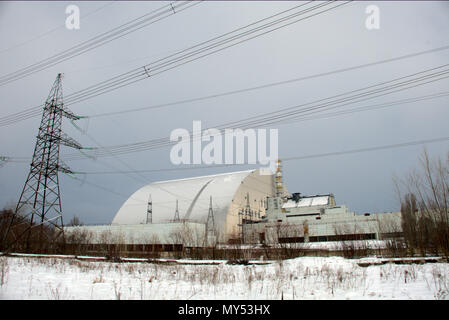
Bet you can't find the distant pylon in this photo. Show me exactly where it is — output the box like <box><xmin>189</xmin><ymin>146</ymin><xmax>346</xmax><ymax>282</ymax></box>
<box><xmin>173</xmin><ymin>199</ymin><xmax>180</xmax><ymax>222</ymax></box>
<box><xmin>206</xmin><ymin>197</ymin><xmax>215</xmax><ymax>232</ymax></box>
<box><xmin>205</xmin><ymin>196</ymin><xmax>216</xmax><ymax>246</ymax></box>
<box><xmin>146</xmin><ymin>194</ymin><xmax>152</xmax><ymax>224</ymax></box>
<box><xmin>239</xmin><ymin>192</ymin><xmax>252</xmax><ymax>244</ymax></box>
<box><xmin>2</xmin><ymin>73</ymin><xmax>82</xmax><ymax>252</ymax></box>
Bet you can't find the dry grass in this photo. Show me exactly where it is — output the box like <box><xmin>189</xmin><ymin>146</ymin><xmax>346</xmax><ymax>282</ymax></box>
<box><xmin>1</xmin><ymin>256</ymin><xmax>448</xmax><ymax>299</ymax></box>
<box><xmin>0</xmin><ymin>257</ymin><xmax>8</xmax><ymax>286</ymax></box>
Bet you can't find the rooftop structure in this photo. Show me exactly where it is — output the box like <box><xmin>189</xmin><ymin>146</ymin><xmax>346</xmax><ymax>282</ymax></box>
<box><xmin>111</xmin><ymin>169</ymin><xmax>286</xmax><ymax>242</ymax></box>
<box><xmin>244</xmin><ymin>192</ymin><xmax>402</xmax><ymax>244</ymax></box>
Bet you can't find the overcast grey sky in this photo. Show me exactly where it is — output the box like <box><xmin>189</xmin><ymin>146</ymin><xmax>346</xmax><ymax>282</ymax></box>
<box><xmin>0</xmin><ymin>1</ymin><xmax>448</xmax><ymax>224</ymax></box>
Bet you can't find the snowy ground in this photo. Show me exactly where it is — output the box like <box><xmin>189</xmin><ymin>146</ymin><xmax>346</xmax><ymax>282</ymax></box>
<box><xmin>0</xmin><ymin>255</ymin><xmax>448</xmax><ymax>300</ymax></box>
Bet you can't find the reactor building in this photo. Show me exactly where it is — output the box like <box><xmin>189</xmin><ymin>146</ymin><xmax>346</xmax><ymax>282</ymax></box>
<box><xmin>65</xmin><ymin>161</ymin><xmax>403</xmax><ymax>253</ymax></box>
<box><xmin>66</xmin><ymin>168</ymin><xmax>288</xmax><ymax>248</ymax></box>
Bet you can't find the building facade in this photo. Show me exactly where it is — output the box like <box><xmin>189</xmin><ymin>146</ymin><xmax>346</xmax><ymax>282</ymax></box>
<box><xmin>65</xmin><ymin>167</ymin><xmax>404</xmax><ymax>251</ymax></box>
<box><xmin>243</xmin><ymin>193</ymin><xmax>402</xmax><ymax>244</ymax></box>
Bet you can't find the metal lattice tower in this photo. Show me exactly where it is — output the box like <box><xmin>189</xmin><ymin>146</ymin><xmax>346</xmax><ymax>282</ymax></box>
<box><xmin>206</xmin><ymin>197</ymin><xmax>215</xmax><ymax>233</ymax></box>
<box><xmin>2</xmin><ymin>73</ymin><xmax>81</xmax><ymax>251</ymax></box>
<box><xmin>146</xmin><ymin>194</ymin><xmax>152</xmax><ymax>224</ymax></box>
<box><xmin>239</xmin><ymin>192</ymin><xmax>253</xmax><ymax>244</ymax></box>
<box><xmin>205</xmin><ymin>196</ymin><xmax>216</xmax><ymax>246</ymax></box>
<box><xmin>173</xmin><ymin>199</ymin><xmax>180</xmax><ymax>222</ymax></box>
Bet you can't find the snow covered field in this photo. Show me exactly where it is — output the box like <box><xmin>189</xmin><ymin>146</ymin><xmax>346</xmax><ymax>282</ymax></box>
<box><xmin>0</xmin><ymin>255</ymin><xmax>448</xmax><ymax>300</ymax></box>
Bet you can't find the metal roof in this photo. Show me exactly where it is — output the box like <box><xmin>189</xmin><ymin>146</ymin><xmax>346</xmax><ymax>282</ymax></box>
<box><xmin>112</xmin><ymin>170</ymin><xmax>258</xmax><ymax>230</ymax></box>
<box><xmin>282</xmin><ymin>195</ymin><xmax>331</xmax><ymax>209</ymax></box>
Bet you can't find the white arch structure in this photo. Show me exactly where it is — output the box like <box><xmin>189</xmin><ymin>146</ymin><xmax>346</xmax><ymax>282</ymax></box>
<box><xmin>112</xmin><ymin>169</ymin><xmax>282</xmax><ymax>241</ymax></box>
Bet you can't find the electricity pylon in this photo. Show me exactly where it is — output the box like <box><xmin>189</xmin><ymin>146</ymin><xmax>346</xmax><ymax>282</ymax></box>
<box><xmin>173</xmin><ymin>199</ymin><xmax>180</xmax><ymax>222</ymax></box>
<box><xmin>146</xmin><ymin>194</ymin><xmax>152</xmax><ymax>224</ymax></box>
<box><xmin>205</xmin><ymin>196</ymin><xmax>216</xmax><ymax>247</ymax></box>
<box><xmin>2</xmin><ymin>73</ymin><xmax>82</xmax><ymax>252</ymax></box>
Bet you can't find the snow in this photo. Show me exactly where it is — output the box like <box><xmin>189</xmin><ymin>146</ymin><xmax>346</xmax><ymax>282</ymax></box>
<box><xmin>1</xmin><ymin>254</ymin><xmax>448</xmax><ymax>300</ymax></box>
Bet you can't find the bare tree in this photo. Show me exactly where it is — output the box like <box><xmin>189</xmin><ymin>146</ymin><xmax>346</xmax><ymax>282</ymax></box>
<box><xmin>64</xmin><ymin>228</ymin><xmax>93</xmax><ymax>255</ymax></box>
<box><xmin>68</xmin><ymin>216</ymin><xmax>83</xmax><ymax>226</ymax></box>
<box><xmin>395</xmin><ymin>149</ymin><xmax>449</xmax><ymax>256</ymax></box>
<box><xmin>0</xmin><ymin>206</ymin><xmax>57</xmax><ymax>254</ymax></box>
<box><xmin>376</xmin><ymin>213</ymin><xmax>406</xmax><ymax>257</ymax></box>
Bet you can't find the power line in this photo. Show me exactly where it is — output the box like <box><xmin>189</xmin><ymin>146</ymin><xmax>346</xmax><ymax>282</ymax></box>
<box><xmin>79</xmin><ymin>131</ymin><xmax>151</xmax><ymax>185</ymax></box>
<box><xmin>282</xmin><ymin>136</ymin><xmax>449</xmax><ymax>162</ymax></box>
<box><xmin>57</xmin><ymin>135</ymin><xmax>449</xmax><ymax>174</ymax></box>
<box><xmin>1</xmin><ymin>39</ymin><xmax>448</xmax><ymax>128</ymax></box>
<box><xmin>64</xmin><ymin>172</ymin><xmax>148</xmax><ymax>206</ymax></box>
<box><xmin>61</xmin><ymin>1</ymin><xmax>349</xmax><ymax>106</ymax></box>
<box><xmin>36</xmin><ymin>133</ymin><xmax>445</xmax><ymax>219</ymax></box>
<box><xmin>4</xmin><ymin>2</ymin><xmax>447</xmax><ymax>203</ymax></box>
<box><xmin>0</xmin><ymin>1</ymin><xmax>350</xmax><ymax>128</ymax></box>
<box><xmin>61</xmin><ymin>1</ymin><xmax>319</xmax><ymax>102</ymax></box>
<box><xmin>0</xmin><ymin>1</ymin><xmax>117</xmax><ymax>55</ymax></box>
<box><xmin>80</xmin><ymin>128</ymin><xmax>199</xmax><ymax>202</ymax></box>
<box><xmin>281</xmin><ymin>91</ymin><xmax>449</xmax><ymax>125</ymax></box>
<box><xmin>214</xmin><ymin>65</ymin><xmax>449</xmax><ymax>130</ymax></box>
<box><xmin>3</xmin><ymin>4</ymin><xmax>350</xmax><ymax>208</ymax></box>
<box><xmin>0</xmin><ymin>1</ymin><xmax>200</xmax><ymax>87</ymax></box>
<box><xmin>85</xmin><ymin>44</ymin><xmax>449</xmax><ymax>119</ymax></box>
<box><xmin>4</xmin><ymin>88</ymin><xmax>448</xmax><ymax>165</ymax></box>
<box><xmin>76</xmin><ymin>164</ymin><xmax>256</xmax><ymax>175</ymax></box>
<box><xmin>56</xmin><ymin>64</ymin><xmax>449</xmax><ymax>160</ymax></box>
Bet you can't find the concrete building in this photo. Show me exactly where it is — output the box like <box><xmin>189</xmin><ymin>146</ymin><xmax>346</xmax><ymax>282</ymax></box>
<box><xmin>243</xmin><ymin>192</ymin><xmax>402</xmax><ymax>244</ymax></box>
<box><xmin>65</xmin><ymin>164</ymin><xmax>403</xmax><ymax>252</ymax></box>
<box><xmin>66</xmin><ymin>169</ymin><xmax>285</xmax><ymax>247</ymax></box>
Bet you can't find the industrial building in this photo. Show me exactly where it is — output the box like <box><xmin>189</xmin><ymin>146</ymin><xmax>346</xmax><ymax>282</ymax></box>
<box><xmin>66</xmin><ymin>169</ymin><xmax>286</xmax><ymax>250</ymax></box>
<box><xmin>243</xmin><ymin>193</ymin><xmax>402</xmax><ymax>245</ymax></box>
<box><xmin>233</xmin><ymin>159</ymin><xmax>401</xmax><ymax>245</ymax></box>
<box><xmin>65</xmin><ymin>161</ymin><xmax>403</xmax><ymax>253</ymax></box>
<box><xmin>111</xmin><ymin>169</ymin><xmax>285</xmax><ymax>242</ymax></box>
